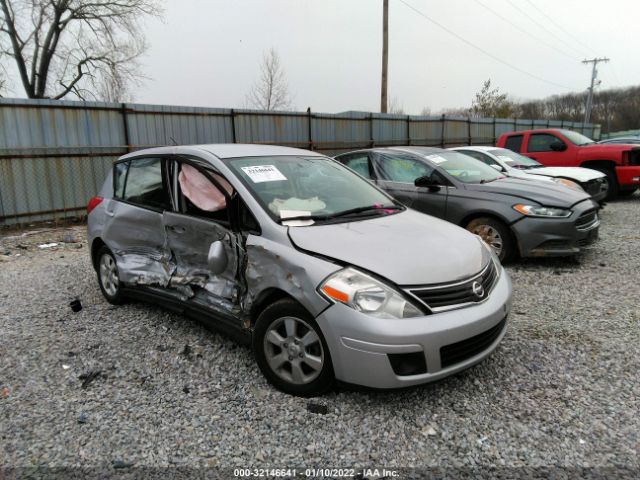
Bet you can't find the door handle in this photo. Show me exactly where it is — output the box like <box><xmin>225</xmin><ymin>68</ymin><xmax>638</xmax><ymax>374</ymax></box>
<box><xmin>105</xmin><ymin>210</ymin><xmax>115</xmax><ymax>217</ymax></box>
<box><xmin>167</xmin><ymin>225</ymin><xmax>186</xmax><ymax>234</ymax></box>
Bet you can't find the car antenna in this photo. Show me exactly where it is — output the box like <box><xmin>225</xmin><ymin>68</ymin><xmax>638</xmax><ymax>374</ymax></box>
<box><xmin>169</xmin><ymin>136</ymin><xmax>178</xmax><ymax>146</ymax></box>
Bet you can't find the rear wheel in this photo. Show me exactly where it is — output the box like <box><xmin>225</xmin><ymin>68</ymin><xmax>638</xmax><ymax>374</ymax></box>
<box><xmin>466</xmin><ymin>217</ymin><xmax>515</xmax><ymax>263</ymax></box>
<box><xmin>253</xmin><ymin>299</ymin><xmax>334</xmax><ymax>397</ymax></box>
<box><xmin>97</xmin><ymin>246</ymin><xmax>125</xmax><ymax>305</ymax></box>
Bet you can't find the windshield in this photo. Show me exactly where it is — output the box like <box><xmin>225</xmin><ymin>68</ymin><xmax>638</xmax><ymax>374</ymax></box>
<box><xmin>560</xmin><ymin>129</ymin><xmax>594</xmax><ymax>146</ymax></box>
<box><xmin>489</xmin><ymin>149</ymin><xmax>541</xmax><ymax>169</ymax></box>
<box><xmin>425</xmin><ymin>151</ymin><xmax>504</xmax><ymax>184</ymax></box>
<box><xmin>227</xmin><ymin>156</ymin><xmax>400</xmax><ymax>224</ymax></box>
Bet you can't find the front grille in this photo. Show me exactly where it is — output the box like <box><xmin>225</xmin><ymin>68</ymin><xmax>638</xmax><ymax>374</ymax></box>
<box><xmin>575</xmin><ymin>209</ymin><xmax>599</xmax><ymax>231</ymax></box>
<box><xmin>440</xmin><ymin>317</ymin><xmax>507</xmax><ymax>368</ymax></box>
<box><xmin>407</xmin><ymin>261</ymin><xmax>498</xmax><ymax>312</ymax></box>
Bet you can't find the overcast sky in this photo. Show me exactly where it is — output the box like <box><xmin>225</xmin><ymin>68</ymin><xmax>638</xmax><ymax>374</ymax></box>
<box><xmin>133</xmin><ymin>0</ymin><xmax>639</xmax><ymax>114</ymax></box>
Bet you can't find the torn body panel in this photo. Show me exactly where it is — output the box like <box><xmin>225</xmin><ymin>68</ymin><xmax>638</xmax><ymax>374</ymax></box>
<box><xmin>240</xmin><ymin>234</ymin><xmax>340</xmax><ymax>327</ymax></box>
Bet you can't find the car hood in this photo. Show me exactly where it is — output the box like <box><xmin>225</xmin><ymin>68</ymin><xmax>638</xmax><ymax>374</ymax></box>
<box><xmin>287</xmin><ymin>209</ymin><xmax>489</xmax><ymax>286</ymax></box>
<box><xmin>525</xmin><ymin>166</ymin><xmax>606</xmax><ymax>182</ymax></box>
<box><xmin>506</xmin><ymin>169</ymin><xmax>554</xmax><ymax>182</ymax></box>
<box><xmin>464</xmin><ymin>177</ymin><xmax>591</xmax><ymax>207</ymax></box>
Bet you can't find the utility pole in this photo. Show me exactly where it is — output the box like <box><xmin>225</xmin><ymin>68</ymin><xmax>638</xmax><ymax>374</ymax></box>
<box><xmin>582</xmin><ymin>57</ymin><xmax>609</xmax><ymax>124</ymax></box>
<box><xmin>381</xmin><ymin>0</ymin><xmax>388</xmax><ymax>113</ymax></box>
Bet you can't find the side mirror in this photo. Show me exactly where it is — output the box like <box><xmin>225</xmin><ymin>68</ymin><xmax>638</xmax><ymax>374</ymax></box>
<box><xmin>550</xmin><ymin>140</ymin><xmax>567</xmax><ymax>152</ymax></box>
<box><xmin>414</xmin><ymin>175</ymin><xmax>441</xmax><ymax>191</ymax></box>
<box><xmin>207</xmin><ymin>240</ymin><xmax>228</xmax><ymax>275</ymax></box>
<box><xmin>490</xmin><ymin>164</ymin><xmax>504</xmax><ymax>172</ymax></box>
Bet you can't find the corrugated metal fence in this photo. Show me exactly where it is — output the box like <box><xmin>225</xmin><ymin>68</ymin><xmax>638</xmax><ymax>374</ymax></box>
<box><xmin>0</xmin><ymin>98</ymin><xmax>600</xmax><ymax>226</ymax></box>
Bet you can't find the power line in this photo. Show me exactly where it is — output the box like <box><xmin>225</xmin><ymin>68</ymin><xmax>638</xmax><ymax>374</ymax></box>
<box><xmin>396</xmin><ymin>0</ymin><xmax>573</xmax><ymax>90</ymax></box>
<box><xmin>474</xmin><ymin>0</ymin><xmax>578</xmax><ymax>61</ymax></box>
<box><xmin>504</xmin><ymin>0</ymin><xmax>588</xmax><ymax>58</ymax></box>
<box><xmin>522</xmin><ymin>0</ymin><xmax>595</xmax><ymax>56</ymax></box>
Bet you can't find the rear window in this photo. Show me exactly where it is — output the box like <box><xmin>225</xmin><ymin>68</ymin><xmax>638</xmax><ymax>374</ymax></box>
<box><xmin>504</xmin><ymin>134</ymin><xmax>523</xmax><ymax>152</ymax></box>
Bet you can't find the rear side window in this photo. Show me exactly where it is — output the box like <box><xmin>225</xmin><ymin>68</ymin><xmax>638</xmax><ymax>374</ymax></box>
<box><xmin>113</xmin><ymin>161</ymin><xmax>129</xmax><ymax>198</ymax></box>
<box><xmin>504</xmin><ymin>135</ymin><xmax>523</xmax><ymax>152</ymax></box>
<box><xmin>123</xmin><ymin>158</ymin><xmax>171</xmax><ymax>211</ymax></box>
<box><xmin>458</xmin><ymin>150</ymin><xmax>493</xmax><ymax>165</ymax></box>
<box><xmin>341</xmin><ymin>154</ymin><xmax>373</xmax><ymax>179</ymax></box>
<box><xmin>528</xmin><ymin>133</ymin><xmax>560</xmax><ymax>152</ymax></box>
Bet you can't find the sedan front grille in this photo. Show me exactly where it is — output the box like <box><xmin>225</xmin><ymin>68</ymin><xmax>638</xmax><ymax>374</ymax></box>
<box><xmin>406</xmin><ymin>261</ymin><xmax>498</xmax><ymax>313</ymax></box>
<box><xmin>440</xmin><ymin>317</ymin><xmax>507</xmax><ymax>368</ymax></box>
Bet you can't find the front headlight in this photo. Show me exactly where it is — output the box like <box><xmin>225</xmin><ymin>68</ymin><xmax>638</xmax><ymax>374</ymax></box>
<box><xmin>319</xmin><ymin>267</ymin><xmax>423</xmax><ymax>319</ymax></box>
<box><xmin>551</xmin><ymin>178</ymin><xmax>583</xmax><ymax>191</ymax></box>
<box><xmin>513</xmin><ymin>204</ymin><xmax>572</xmax><ymax>218</ymax></box>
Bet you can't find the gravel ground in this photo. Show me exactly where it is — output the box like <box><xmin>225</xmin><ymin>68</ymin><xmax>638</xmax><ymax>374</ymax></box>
<box><xmin>0</xmin><ymin>195</ymin><xmax>639</xmax><ymax>477</ymax></box>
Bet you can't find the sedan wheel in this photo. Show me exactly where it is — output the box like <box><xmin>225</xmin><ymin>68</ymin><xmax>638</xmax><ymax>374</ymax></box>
<box><xmin>470</xmin><ymin>224</ymin><xmax>503</xmax><ymax>257</ymax></box>
<box><xmin>466</xmin><ymin>217</ymin><xmax>515</xmax><ymax>262</ymax></box>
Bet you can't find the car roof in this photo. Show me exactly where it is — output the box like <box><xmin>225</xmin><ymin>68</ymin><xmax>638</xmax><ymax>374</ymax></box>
<box><xmin>120</xmin><ymin>144</ymin><xmax>325</xmax><ymax>161</ymax></box>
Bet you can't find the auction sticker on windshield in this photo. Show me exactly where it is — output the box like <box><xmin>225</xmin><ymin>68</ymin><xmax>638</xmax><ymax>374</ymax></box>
<box><xmin>427</xmin><ymin>154</ymin><xmax>448</xmax><ymax>164</ymax></box>
<box><xmin>241</xmin><ymin>165</ymin><xmax>287</xmax><ymax>183</ymax></box>
<box><xmin>498</xmin><ymin>156</ymin><xmax>515</xmax><ymax>163</ymax></box>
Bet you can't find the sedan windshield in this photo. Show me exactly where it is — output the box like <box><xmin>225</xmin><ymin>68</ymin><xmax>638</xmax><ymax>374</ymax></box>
<box><xmin>560</xmin><ymin>129</ymin><xmax>594</xmax><ymax>146</ymax></box>
<box><xmin>227</xmin><ymin>156</ymin><xmax>400</xmax><ymax>224</ymax></box>
<box><xmin>488</xmin><ymin>149</ymin><xmax>542</xmax><ymax>169</ymax></box>
<box><xmin>425</xmin><ymin>151</ymin><xmax>504</xmax><ymax>184</ymax></box>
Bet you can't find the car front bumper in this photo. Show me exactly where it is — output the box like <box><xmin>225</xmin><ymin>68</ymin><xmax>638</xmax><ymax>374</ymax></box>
<box><xmin>314</xmin><ymin>268</ymin><xmax>512</xmax><ymax>389</ymax></box>
<box><xmin>512</xmin><ymin>200</ymin><xmax>600</xmax><ymax>257</ymax></box>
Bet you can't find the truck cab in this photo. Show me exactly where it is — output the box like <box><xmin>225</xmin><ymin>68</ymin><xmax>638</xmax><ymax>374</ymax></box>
<box><xmin>497</xmin><ymin>128</ymin><xmax>640</xmax><ymax>199</ymax></box>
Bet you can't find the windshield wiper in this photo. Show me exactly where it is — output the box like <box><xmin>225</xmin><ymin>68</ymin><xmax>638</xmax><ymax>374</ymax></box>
<box><xmin>278</xmin><ymin>204</ymin><xmax>403</xmax><ymax>224</ymax></box>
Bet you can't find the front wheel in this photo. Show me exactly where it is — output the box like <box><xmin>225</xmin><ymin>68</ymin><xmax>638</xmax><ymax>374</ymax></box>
<box><xmin>253</xmin><ymin>299</ymin><xmax>334</xmax><ymax>396</ymax></box>
<box><xmin>466</xmin><ymin>217</ymin><xmax>515</xmax><ymax>263</ymax></box>
<box><xmin>592</xmin><ymin>167</ymin><xmax>618</xmax><ymax>200</ymax></box>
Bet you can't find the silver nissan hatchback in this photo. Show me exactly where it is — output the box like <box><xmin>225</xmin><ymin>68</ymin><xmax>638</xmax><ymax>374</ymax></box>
<box><xmin>87</xmin><ymin>144</ymin><xmax>512</xmax><ymax>396</ymax></box>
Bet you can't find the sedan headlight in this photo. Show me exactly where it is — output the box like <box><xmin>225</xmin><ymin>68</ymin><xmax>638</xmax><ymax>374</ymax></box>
<box><xmin>513</xmin><ymin>204</ymin><xmax>572</xmax><ymax>218</ymax></box>
<box><xmin>319</xmin><ymin>267</ymin><xmax>423</xmax><ymax>318</ymax></box>
<box><xmin>551</xmin><ymin>178</ymin><xmax>583</xmax><ymax>191</ymax></box>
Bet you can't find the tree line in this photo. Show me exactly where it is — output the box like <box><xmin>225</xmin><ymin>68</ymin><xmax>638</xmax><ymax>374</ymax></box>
<box><xmin>446</xmin><ymin>79</ymin><xmax>640</xmax><ymax>134</ymax></box>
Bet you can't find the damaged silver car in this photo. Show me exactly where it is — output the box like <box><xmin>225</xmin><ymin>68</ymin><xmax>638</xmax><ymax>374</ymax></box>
<box><xmin>87</xmin><ymin>144</ymin><xmax>513</xmax><ymax>396</ymax></box>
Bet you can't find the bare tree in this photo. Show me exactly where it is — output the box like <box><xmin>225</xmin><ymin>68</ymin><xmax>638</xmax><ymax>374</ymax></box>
<box><xmin>0</xmin><ymin>0</ymin><xmax>161</xmax><ymax>100</ymax></box>
<box><xmin>471</xmin><ymin>79</ymin><xmax>514</xmax><ymax>118</ymax></box>
<box><xmin>246</xmin><ymin>48</ymin><xmax>292</xmax><ymax>111</ymax></box>
<box><xmin>387</xmin><ymin>96</ymin><xmax>405</xmax><ymax>115</ymax></box>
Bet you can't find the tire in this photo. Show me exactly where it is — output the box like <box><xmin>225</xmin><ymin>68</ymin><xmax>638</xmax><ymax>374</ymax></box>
<box><xmin>253</xmin><ymin>298</ymin><xmax>334</xmax><ymax>397</ymax></box>
<box><xmin>96</xmin><ymin>246</ymin><xmax>126</xmax><ymax>305</ymax></box>
<box><xmin>618</xmin><ymin>187</ymin><xmax>638</xmax><ymax>197</ymax></box>
<box><xmin>592</xmin><ymin>167</ymin><xmax>618</xmax><ymax>200</ymax></box>
<box><xmin>466</xmin><ymin>217</ymin><xmax>516</xmax><ymax>263</ymax></box>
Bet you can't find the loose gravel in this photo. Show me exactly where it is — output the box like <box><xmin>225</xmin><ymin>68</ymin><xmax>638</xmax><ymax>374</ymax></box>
<box><xmin>1</xmin><ymin>195</ymin><xmax>639</xmax><ymax>475</ymax></box>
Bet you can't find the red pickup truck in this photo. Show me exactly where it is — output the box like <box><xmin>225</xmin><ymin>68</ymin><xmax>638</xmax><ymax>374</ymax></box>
<box><xmin>496</xmin><ymin>129</ymin><xmax>640</xmax><ymax>199</ymax></box>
